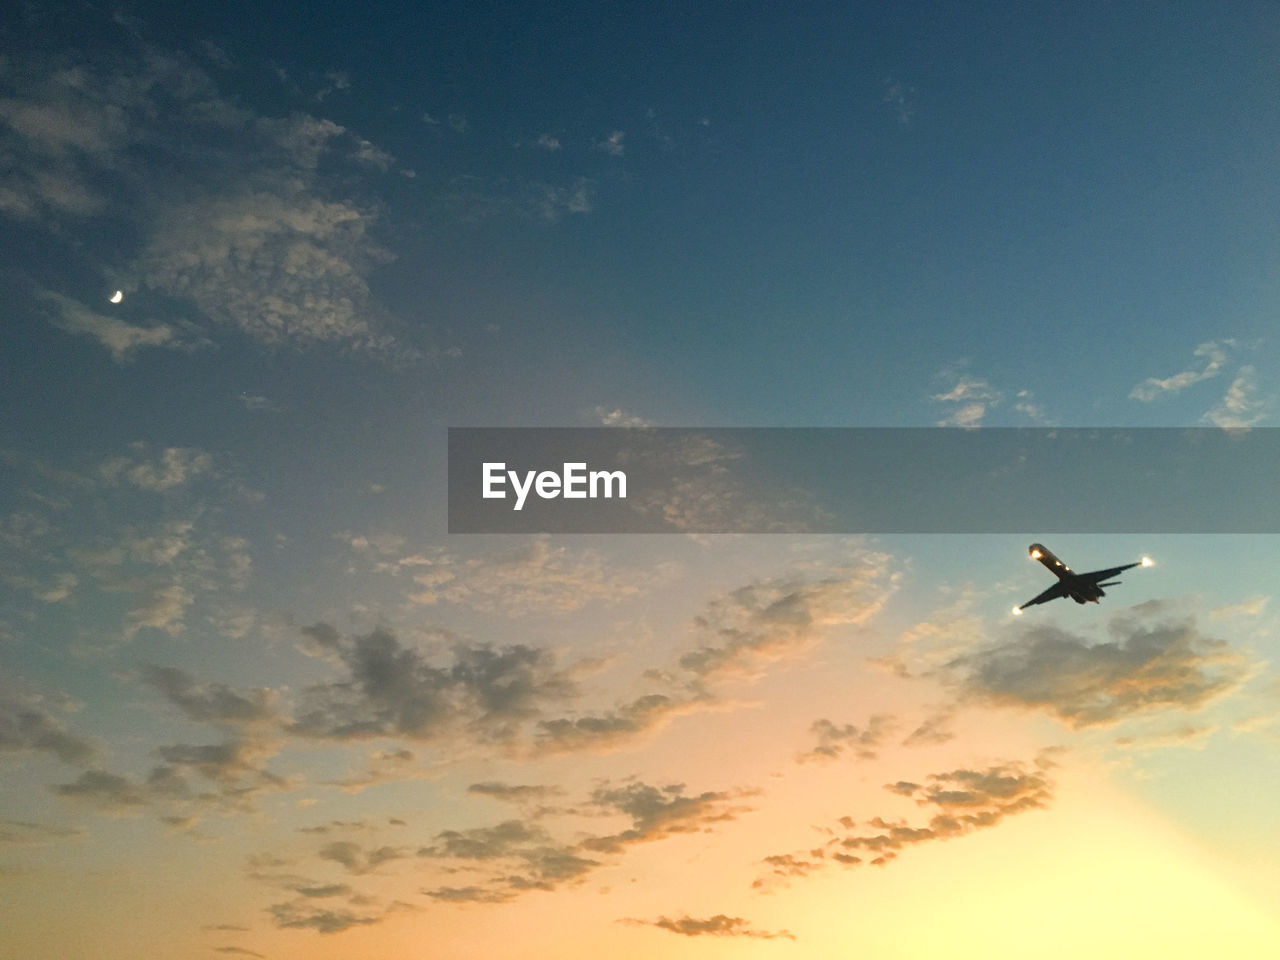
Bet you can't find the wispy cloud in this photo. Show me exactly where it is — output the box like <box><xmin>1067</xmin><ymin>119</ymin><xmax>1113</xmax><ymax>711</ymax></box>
<box><xmin>624</xmin><ymin>914</ymin><xmax>795</xmax><ymax>940</ymax></box>
<box><xmin>595</xmin><ymin>130</ymin><xmax>625</xmax><ymax>156</ymax></box>
<box><xmin>99</xmin><ymin>443</ymin><xmax>212</xmax><ymax>492</ymax></box>
<box><xmin>39</xmin><ymin>291</ymin><xmax>180</xmax><ymax>361</ymax></box>
<box><xmin>1129</xmin><ymin>341</ymin><xmax>1228</xmax><ymax>402</ymax></box>
<box><xmin>882</xmin><ymin>78</ymin><xmax>914</xmax><ymax>126</ymax></box>
<box><xmin>932</xmin><ymin>376</ymin><xmax>1002</xmax><ymax>427</ymax></box>
<box><xmin>404</xmin><ymin>539</ymin><xmax>652</xmax><ymax>615</ymax></box>
<box><xmin>594</xmin><ymin>406</ymin><xmax>655</xmax><ymax>427</ymax></box>
<box><xmin>2</xmin><ymin>48</ymin><xmax>409</xmax><ymax>356</ymax></box>
<box><xmin>757</xmin><ymin>754</ymin><xmax>1056</xmax><ymax>885</ymax></box>
<box><xmin>797</xmin><ymin>715</ymin><xmax>897</xmax><ymax>763</ymax></box>
<box><xmin>0</xmin><ymin>672</ymin><xmax>96</xmax><ymax>765</ymax></box>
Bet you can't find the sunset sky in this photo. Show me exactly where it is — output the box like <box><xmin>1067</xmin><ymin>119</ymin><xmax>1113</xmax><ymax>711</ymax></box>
<box><xmin>3</xmin><ymin>2</ymin><xmax>1280</xmax><ymax>958</ymax></box>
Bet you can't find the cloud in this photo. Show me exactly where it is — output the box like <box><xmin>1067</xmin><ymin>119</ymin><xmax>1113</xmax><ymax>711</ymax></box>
<box><xmin>267</xmin><ymin>901</ymin><xmax>383</xmax><ymax>934</ymax></box>
<box><xmin>678</xmin><ymin>560</ymin><xmax>893</xmax><ymax>681</ymax></box>
<box><xmin>413</xmin><ymin>779</ymin><xmax>747</xmax><ymax>905</ymax></box>
<box><xmin>2</xmin><ymin>48</ymin><xmax>406</xmax><ymax>356</ymax></box>
<box><xmin>137</xmin><ymin>186</ymin><xmax>394</xmax><ymax>350</ymax></box>
<box><xmin>951</xmin><ymin>612</ymin><xmax>1249</xmax><ymax>728</ymax></box>
<box><xmin>99</xmin><ymin>443</ymin><xmax>212</xmax><ymax>491</ymax></box>
<box><xmin>798</xmin><ymin>715</ymin><xmax>897</xmax><ymax>763</ymax></box>
<box><xmin>882</xmin><ymin>78</ymin><xmax>914</xmax><ymax>126</ymax></box>
<box><xmin>0</xmin><ymin>672</ymin><xmax>95</xmax><ymax>765</ymax></box>
<box><xmin>534</xmin><ymin>133</ymin><xmax>561</xmax><ymax>151</ymax></box>
<box><xmin>535</xmin><ymin>693</ymin><xmax>702</xmax><ymax>754</ymax></box>
<box><xmin>0</xmin><ymin>63</ymin><xmax>132</xmax><ymax>219</ymax></box>
<box><xmin>443</xmin><ymin>175</ymin><xmax>594</xmax><ymax>223</ymax></box>
<box><xmin>418</xmin><ymin>819</ymin><xmax>599</xmax><ymax>898</ymax></box>
<box><xmin>467</xmin><ymin>781</ymin><xmax>562</xmax><ymax>803</ymax></box>
<box><xmin>1130</xmin><ymin>341</ymin><xmax>1228</xmax><ymax>402</ymax></box>
<box><xmin>290</xmin><ymin>625</ymin><xmax>576</xmax><ymax>743</ymax></box>
<box><xmin>1202</xmin><ymin>365</ymin><xmax>1266</xmax><ymax>429</ymax></box>
<box><xmin>405</xmin><ymin>539</ymin><xmax>648</xmax><ymax>615</ymax></box>
<box><xmin>582</xmin><ymin>781</ymin><xmax>753</xmax><ymax>854</ymax></box>
<box><xmin>318</xmin><ymin>840</ymin><xmax>408</xmax><ymax>874</ymax></box>
<box><xmin>0</xmin><ymin>819</ymin><xmax>87</xmax><ymax>844</ymax></box>
<box><xmin>53</xmin><ymin>767</ymin><xmax>183</xmax><ymax>814</ymax></box>
<box><xmin>594</xmin><ymin>406</ymin><xmax>655</xmax><ymax>428</ymax></box>
<box><xmin>596</xmin><ymin>130</ymin><xmax>625</xmax><ymax>156</ymax></box>
<box><xmin>1210</xmin><ymin>596</ymin><xmax>1268</xmax><ymax>619</ymax></box>
<box><xmin>213</xmin><ymin>948</ymin><xmax>265</xmax><ymax>958</ymax></box>
<box><xmin>422</xmin><ymin>885</ymin><xmax>514</xmax><ymax>903</ymax></box>
<box><xmin>932</xmin><ymin>376</ymin><xmax>1002</xmax><ymax>427</ymax></box>
<box><xmin>625</xmin><ymin>914</ymin><xmax>795</xmax><ymax>940</ymax></box>
<box><xmin>757</xmin><ymin>754</ymin><xmax>1055</xmax><ymax>885</ymax></box>
<box><xmin>902</xmin><ymin>708</ymin><xmax>956</xmax><ymax>747</ymax></box>
<box><xmin>126</xmin><ymin>583</ymin><xmax>193</xmax><ymax>636</ymax></box>
<box><xmin>39</xmin><ymin>291</ymin><xmax>179</xmax><ymax>361</ymax></box>
<box><xmin>139</xmin><ymin>665</ymin><xmax>277</xmax><ymax>725</ymax></box>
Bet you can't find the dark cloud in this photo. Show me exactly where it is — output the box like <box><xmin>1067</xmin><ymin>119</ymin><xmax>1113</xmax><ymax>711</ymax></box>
<box><xmin>214</xmin><ymin>949</ymin><xmax>265</xmax><ymax>958</ymax></box>
<box><xmin>798</xmin><ymin>714</ymin><xmax>897</xmax><ymax>763</ymax></box>
<box><xmin>0</xmin><ymin>672</ymin><xmax>96</xmax><ymax>765</ymax></box>
<box><xmin>583</xmin><ymin>781</ymin><xmax>752</xmax><ymax>854</ymax></box>
<box><xmin>418</xmin><ymin>818</ymin><xmax>598</xmax><ymax>896</ymax></box>
<box><xmin>0</xmin><ymin>819</ymin><xmax>87</xmax><ymax>844</ymax></box>
<box><xmin>53</xmin><ymin>766</ymin><xmax>187</xmax><ymax>813</ymax></box>
<box><xmin>757</xmin><ymin>755</ymin><xmax>1055</xmax><ymax>886</ymax></box>
<box><xmin>139</xmin><ymin>665</ymin><xmax>277</xmax><ymax>725</ymax></box>
<box><xmin>467</xmin><ymin>781</ymin><xmax>561</xmax><ymax>803</ymax></box>
<box><xmin>902</xmin><ymin>708</ymin><xmax>956</xmax><ymax>747</ymax></box>
<box><xmin>953</xmin><ymin>614</ymin><xmax>1247</xmax><ymax>728</ymax></box>
<box><xmin>535</xmin><ymin>693</ymin><xmax>697</xmax><ymax>753</ymax></box>
<box><xmin>422</xmin><ymin>885</ymin><xmax>513</xmax><ymax>904</ymax></box>
<box><xmin>423</xmin><ymin>819</ymin><xmax>547</xmax><ymax>860</ymax></box>
<box><xmin>290</xmin><ymin>625</ymin><xmax>575</xmax><ymax>743</ymax></box>
<box><xmin>626</xmin><ymin>914</ymin><xmax>795</xmax><ymax>940</ymax></box>
<box><xmin>267</xmin><ymin>901</ymin><xmax>382</xmax><ymax>934</ymax></box>
<box><xmin>317</xmin><ymin>841</ymin><xmax>407</xmax><ymax>875</ymax></box>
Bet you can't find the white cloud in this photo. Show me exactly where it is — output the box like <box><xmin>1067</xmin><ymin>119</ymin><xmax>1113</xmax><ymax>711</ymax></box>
<box><xmin>40</xmin><ymin>291</ymin><xmax>177</xmax><ymax>361</ymax></box>
<box><xmin>932</xmin><ymin>376</ymin><xmax>1002</xmax><ymax>427</ymax></box>
<box><xmin>594</xmin><ymin>406</ymin><xmax>655</xmax><ymax>427</ymax></box>
<box><xmin>1129</xmin><ymin>341</ymin><xmax>1228</xmax><ymax>402</ymax></box>
<box><xmin>138</xmin><ymin>188</ymin><xmax>392</xmax><ymax>348</ymax></box>
<box><xmin>1202</xmin><ymin>365</ymin><xmax>1266</xmax><ymax>429</ymax></box>
<box><xmin>406</xmin><ymin>540</ymin><xmax>650</xmax><ymax>615</ymax></box>
<box><xmin>3</xmin><ymin>52</ymin><xmax>406</xmax><ymax>356</ymax></box>
<box><xmin>596</xmin><ymin>130</ymin><xmax>625</xmax><ymax>156</ymax></box>
<box><xmin>100</xmin><ymin>444</ymin><xmax>212</xmax><ymax>491</ymax></box>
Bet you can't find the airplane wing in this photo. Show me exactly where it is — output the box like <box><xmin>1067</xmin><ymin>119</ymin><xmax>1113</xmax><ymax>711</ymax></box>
<box><xmin>1018</xmin><ymin>581</ymin><xmax>1069</xmax><ymax>609</ymax></box>
<box><xmin>1078</xmin><ymin>561</ymin><xmax>1141</xmax><ymax>584</ymax></box>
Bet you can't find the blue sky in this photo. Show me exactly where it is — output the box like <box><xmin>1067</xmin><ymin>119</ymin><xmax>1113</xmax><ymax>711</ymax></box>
<box><xmin>3</xmin><ymin>3</ymin><xmax>1280</xmax><ymax>957</ymax></box>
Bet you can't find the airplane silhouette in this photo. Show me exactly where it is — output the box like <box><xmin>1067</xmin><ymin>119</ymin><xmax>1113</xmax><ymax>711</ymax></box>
<box><xmin>1012</xmin><ymin>543</ymin><xmax>1151</xmax><ymax>614</ymax></box>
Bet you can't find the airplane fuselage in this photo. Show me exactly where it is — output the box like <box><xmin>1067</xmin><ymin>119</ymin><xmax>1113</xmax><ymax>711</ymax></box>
<box><xmin>1028</xmin><ymin>543</ymin><xmax>1104</xmax><ymax>603</ymax></box>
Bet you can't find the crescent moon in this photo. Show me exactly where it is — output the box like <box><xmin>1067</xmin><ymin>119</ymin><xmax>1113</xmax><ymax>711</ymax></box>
<box><xmin>109</xmin><ymin>290</ymin><xmax>124</xmax><ymax>304</ymax></box>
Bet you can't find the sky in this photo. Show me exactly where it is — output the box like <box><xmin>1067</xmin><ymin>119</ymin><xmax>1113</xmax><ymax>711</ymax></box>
<box><xmin>2</xmin><ymin>1</ymin><xmax>1280</xmax><ymax>957</ymax></box>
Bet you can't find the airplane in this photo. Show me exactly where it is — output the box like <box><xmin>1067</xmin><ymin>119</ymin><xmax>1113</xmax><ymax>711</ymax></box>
<box><xmin>1012</xmin><ymin>543</ymin><xmax>1152</xmax><ymax>614</ymax></box>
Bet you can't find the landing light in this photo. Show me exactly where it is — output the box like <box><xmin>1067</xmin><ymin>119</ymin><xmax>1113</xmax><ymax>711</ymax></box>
<box><xmin>1141</xmin><ymin>556</ymin><xmax>1154</xmax><ymax>567</ymax></box>
<box><xmin>1030</xmin><ymin>549</ymin><xmax>1041</xmax><ymax>559</ymax></box>
<box><xmin>1011</xmin><ymin>606</ymin><xmax>1022</xmax><ymax>616</ymax></box>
